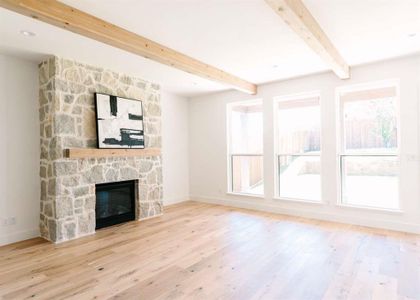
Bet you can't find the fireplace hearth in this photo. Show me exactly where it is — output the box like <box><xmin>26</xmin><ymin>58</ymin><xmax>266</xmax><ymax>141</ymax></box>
<box><xmin>95</xmin><ymin>180</ymin><xmax>136</xmax><ymax>229</ymax></box>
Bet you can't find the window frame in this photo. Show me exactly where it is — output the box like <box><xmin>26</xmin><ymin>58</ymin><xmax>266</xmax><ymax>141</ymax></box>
<box><xmin>273</xmin><ymin>91</ymin><xmax>322</xmax><ymax>203</ymax></box>
<box><xmin>226</xmin><ymin>99</ymin><xmax>264</xmax><ymax>197</ymax></box>
<box><xmin>335</xmin><ymin>79</ymin><xmax>402</xmax><ymax>211</ymax></box>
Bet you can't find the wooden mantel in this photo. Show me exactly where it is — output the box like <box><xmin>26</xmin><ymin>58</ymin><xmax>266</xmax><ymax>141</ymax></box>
<box><xmin>65</xmin><ymin>148</ymin><xmax>161</xmax><ymax>159</ymax></box>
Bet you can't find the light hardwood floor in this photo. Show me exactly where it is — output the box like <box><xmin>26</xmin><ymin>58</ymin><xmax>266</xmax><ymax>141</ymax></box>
<box><xmin>1</xmin><ymin>201</ymin><xmax>419</xmax><ymax>300</ymax></box>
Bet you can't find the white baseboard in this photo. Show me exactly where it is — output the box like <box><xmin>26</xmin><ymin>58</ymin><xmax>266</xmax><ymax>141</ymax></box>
<box><xmin>191</xmin><ymin>195</ymin><xmax>420</xmax><ymax>234</ymax></box>
<box><xmin>163</xmin><ymin>196</ymin><xmax>189</xmax><ymax>206</ymax></box>
<box><xmin>0</xmin><ymin>228</ymin><xmax>39</xmax><ymax>246</ymax></box>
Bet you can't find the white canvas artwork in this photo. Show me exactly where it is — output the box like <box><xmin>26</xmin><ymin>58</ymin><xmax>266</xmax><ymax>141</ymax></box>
<box><xmin>95</xmin><ymin>93</ymin><xmax>145</xmax><ymax>149</ymax></box>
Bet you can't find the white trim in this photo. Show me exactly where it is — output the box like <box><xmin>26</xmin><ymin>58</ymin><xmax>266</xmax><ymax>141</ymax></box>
<box><xmin>337</xmin><ymin>203</ymin><xmax>403</xmax><ymax>214</ymax></box>
<box><xmin>191</xmin><ymin>196</ymin><xmax>420</xmax><ymax>234</ymax></box>
<box><xmin>272</xmin><ymin>197</ymin><xmax>324</xmax><ymax>205</ymax></box>
<box><xmin>226</xmin><ymin>192</ymin><xmax>264</xmax><ymax>199</ymax></box>
<box><xmin>0</xmin><ymin>228</ymin><xmax>39</xmax><ymax>246</ymax></box>
<box><xmin>163</xmin><ymin>197</ymin><xmax>190</xmax><ymax>206</ymax></box>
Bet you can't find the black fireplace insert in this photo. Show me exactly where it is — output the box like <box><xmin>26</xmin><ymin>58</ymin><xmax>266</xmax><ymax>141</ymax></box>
<box><xmin>95</xmin><ymin>180</ymin><xmax>135</xmax><ymax>229</ymax></box>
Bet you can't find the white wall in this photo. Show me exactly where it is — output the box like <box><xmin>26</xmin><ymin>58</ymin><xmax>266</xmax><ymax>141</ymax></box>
<box><xmin>0</xmin><ymin>55</ymin><xmax>40</xmax><ymax>245</ymax></box>
<box><xmin>189</xmin><ymin>55</ymin><xmax>420</xmax><ymax>233</ymax></box>
<box><xmin>161</xmin><ymin>91</ymin><xmax>190</xmax><ymax>205</ymax></box>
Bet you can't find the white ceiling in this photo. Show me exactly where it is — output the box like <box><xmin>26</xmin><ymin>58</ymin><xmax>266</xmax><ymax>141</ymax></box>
<box><xmin>0</xmin><ymin>0</ymin><xmax>419</xmax><ymax>97</ymax></box>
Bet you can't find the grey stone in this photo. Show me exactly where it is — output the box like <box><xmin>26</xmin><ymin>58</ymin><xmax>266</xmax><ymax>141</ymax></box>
<box><xmin>73</xmin><ymin>186</ymin><xmax>89</xmax><ymax>198</ymax></box>
<box><xmin>135</xmin><ymin>81</ymin><xmax>146</xmax><ymax>89</ymax></box>
<box><xmin>78</xmin><ymin>212</ymin><xmax>95</xmax><ymax>235</ymax></box>
<box><xmin>64</xmin><ymin>222</ymin><xmax>76</xmax><ymax>239</ymax></box>
<box><xmin>97</xmin><ymin>158</ymin><xmax>106</xmax><ymax>164</ymax></box>
<box><xmin>145</xmin><ymin>122</ymin><xmax>160</xmax><ymax>135</ymax></box>
<box><xmin>40</xmin><ymin>90</ymin><xmax>48</xmax><ymax>106</ymax></box>
<box><xmin>93</xmin><ymin>72</ymin><xmax>102</xmax><ymax>82</ymax></box>
<box><xmin>62</xmin><ymin>176</ymin><xmax>79</xmax><ymax>187</ymax></box>
<box><xmin>157</xmin><ymin>167</ymin><xmax>163</xmax><ymax>183</ymax></box>
<box><xmin>120</xmin><ymin>167</ymin><xmax>138</xmax><ymax>179</ymax></box>
<box><xmin>56</xmin><ymin>197</ymin><xmax>73</xmax><ymax>219</ymax></box>
<box><xmin>138</xmin><ymin>184</ymin><xmax>148</xmax><ymax>201</ymax></box>
<box><xmin>83</xmin><ymin>165</ymin><xmax>104</xmax><ymax>183</ymax></box>
<box><xmin>119</xmin><ymin>75</ymin><xmax>132</xmax><ymax>85</ymax></box>
<box><xmin>54</xmin><ymin>161</ymin><xmax>78</xmax><ymax>176</ymax></box>
<box><xmin>139</xmin><ymin>202</ymin><xmax>158</xmax><ymax>219</ymax></box>
<box><xmin>39</xmin><ymin>107</ymin><xmax>46</xmax><ymax>122</ymax></box>
<box><xmin>61</xmin><ymin>58</ymin><xmax>74</xmax><ymax>70</ymax></box>
<box><xmin>86</xmin><ymin>139</ymin><xmax>97</xmax><ymax>148</ymax></box>
<box><xmin>55</xmin><ymin>114</ymin><xmax>75</xmax><ymax>134</ymax></box>
<box><xmin>105</xmin><ymin>169</ymin><xmax>119</xmax><ymax>182</ymax></box>
<box><xmin>63</xmin><ymin>137</ymin><xmax>83</xmax><ymax>148</ymax></box>
<box><xmin>153</xmin><ymin>201</ymin><xmax>163</xmax><ymax>216</ymax></box>
<box><xmin>64</xmin><ymin>95</ymin><xmax>74</xmax><ymax>104</ymax></box>
<box><xmin>47</xmin><ymin>219</ymin><xmax>58</xmax><ymax>241</ymax></box>
<box><xmin>45</xmin><ymin>125</ymin><xmax>52</xmax><ymax>138</ymax></box>
<box><xmin>83</xmin><ymin>108</ymin><xmax>96</xmax><ymax>138</ymax></box>
<box><xmin>85</xmin><ymin>196</ymin><xmax>95</xmax><ymax>210</ymax></box>
<box><xmin>48</xmin><ymin>178</ymin><xmax>56</xmax><ymax>196</ymax></box>
<box><xmin>84</xmin><ymin>64</ymin><xmax>103</xmax><ymax>73</ymax></box>
<box><xmin>41</xmin><ymin>180</ymin><xmax>47</xmax><ymax>201</ymax></box>
<box><xmin>147</xmin><ymin>170</ymin><xmax>157</xmax><ymax>184</ymax></box>
<box><xmin>63</xmin><ymin>68</ymin><xmax>81</xmax><ymax>83</ymax></box>
<box><xmin>49</xmin><ymin>137</ymin><xmax>61</xmax><ymax>160</ymax></box>
<box><xmin>40</xmin><ymin>146</ymin><xmax>48</xmax><ymax>160</ymax></box>
<box><xmin>44</xmin><ymin>202</ymin><xmax>53</xmax><ymax>217</ymax></box>
<box><xmin>72</xmin><ymin>106</ymin><xmax>82</xmax><ymax>115</ymax></box>
<box><xmin>39</xmin><ymin>64</ymin><xmax>49</xmax><ymax>84</ymax></box>
<box><xmin>139</xmin><ymin>161</ymin><xmax>153</xmax><ymax>173</ymax></box>
<box><xmin>40</xmin><ymin>166</ymin><xmax>47</xmax><ymax>178</ymax></box>
<box><xmin>74</xmin><ymin>198</ymin><xmax>84</xmax><ymax>208</ymax></box>
<box><xmin>76</xmin><ymin>94</ymin><xmax>93</xmax><ymax>106</ymax></box>
<box><xmin>83</xmin><ymin>76</ymin><xmax>93</xmax><ymax>86</ymax></box>
<box><xmin>68</xmin><ymin>82</ymin><xmax>86</xmax><ymax>94</ymax></box>
<box><xmin>55</xmin><ymin>78</ymin><xmax>68</xmax><ymax>92</ymax></box>
<box><xmin>148</xmin><ymin>186</ymin><xmax>160</xmax><ymax>201</ymax></box>
<box><xmin>96</xmin><ymin>84</ymin><xmax>113</xmax><ymax>95</ymax></box>
<box><xmin>48</xmin><ymin>165</ymin><xmax>53</xmax><ymax>177</ymax></box>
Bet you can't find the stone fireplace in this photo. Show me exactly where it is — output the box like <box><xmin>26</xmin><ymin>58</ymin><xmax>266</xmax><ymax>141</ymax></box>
<box><xmin>39</xmin><ymin>56</ymin><xmax>163</xmax><ymax>243</ymax></box>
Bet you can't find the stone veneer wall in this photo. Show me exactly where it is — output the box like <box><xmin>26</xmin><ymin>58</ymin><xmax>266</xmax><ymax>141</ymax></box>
<box><xmin>39</xmin><ymin>56</ymin><xmax>163</xmax><ymax>243</ymax></box>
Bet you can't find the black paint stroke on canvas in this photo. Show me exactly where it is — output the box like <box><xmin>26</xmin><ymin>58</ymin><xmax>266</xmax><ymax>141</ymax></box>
<box><xmin>95</xmin><ymin>93</ymin><xmax>145</xmax><ymax>149</ymax></box>
<box><xmin>103</xmin><ymin>128</ymin><xmax>144</xmax><ymax>147</ymax></box>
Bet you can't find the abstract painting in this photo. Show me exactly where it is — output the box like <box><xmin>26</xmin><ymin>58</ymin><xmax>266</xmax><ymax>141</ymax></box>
<box><xmin>95</xmin><ymin>93</ymin><xmax>145</xmax><ymax>149</ymax></box>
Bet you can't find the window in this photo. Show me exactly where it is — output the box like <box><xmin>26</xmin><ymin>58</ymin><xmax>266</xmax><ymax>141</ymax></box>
<box><xmin>227</xmin><ymin>100</ymin><xmax>263</xmax><ymax>196</ymax></box>
<box><xmin>274</xmin><ymin>93</ymin><xmax>321</xmax><ymax>202</ymax></box>
<box><xmin>337</xmin><ymin>81</ymin><xmax>399</xmax><ymax>210</ymax></box>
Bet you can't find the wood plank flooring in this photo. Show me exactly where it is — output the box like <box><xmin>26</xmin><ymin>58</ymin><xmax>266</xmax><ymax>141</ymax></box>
<box><xmin>1</xmin><ymin>201</ymin><xmax>420</xmax><ymax>300</ymax></box>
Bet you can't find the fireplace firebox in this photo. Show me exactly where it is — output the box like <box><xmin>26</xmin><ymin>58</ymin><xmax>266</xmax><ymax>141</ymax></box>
<box><xmin>95</xmin><ymin>180</ymin><xmax>136</xmax><ymax>229</ymax></box>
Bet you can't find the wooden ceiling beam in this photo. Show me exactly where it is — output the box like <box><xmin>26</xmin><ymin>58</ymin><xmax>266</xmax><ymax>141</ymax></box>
<box><xmin>0</xmin><ymin>0</ymin><xmax>257</xmax><ymax>94</ymax></box>
<box><xmin>265</xmin><ymin>0</ymin><xmax>350</xmax><ymax>79</ymax></box>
